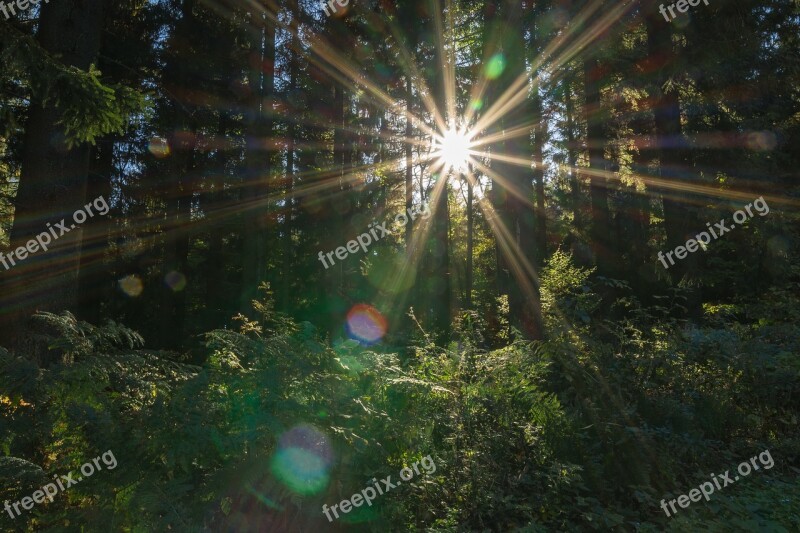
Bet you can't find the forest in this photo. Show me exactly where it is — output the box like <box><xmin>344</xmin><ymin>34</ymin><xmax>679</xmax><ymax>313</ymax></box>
<box><xmin>1</xmin><ymin>0</ymin><xmax>799</xmax><ymax>530</ymax></box>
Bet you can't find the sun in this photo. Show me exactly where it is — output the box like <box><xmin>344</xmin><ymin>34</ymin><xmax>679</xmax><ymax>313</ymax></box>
<box><xmin>435</xmin><ymin>128</ymin><xmax>472</xmax><ymax>171</ymax></box>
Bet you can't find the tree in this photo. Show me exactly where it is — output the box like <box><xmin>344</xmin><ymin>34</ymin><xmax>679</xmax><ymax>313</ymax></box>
<box><xmin>2</xmin><ymin>0</ymin><xmax>108</xmax><ymax>354</ymax></box>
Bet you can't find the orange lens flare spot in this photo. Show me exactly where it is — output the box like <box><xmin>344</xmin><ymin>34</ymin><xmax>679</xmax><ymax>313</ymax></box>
<box><xmin>118</xmin><ymin>275</ymin><xmax>144</xmax><ymax>297</ymax></box>
<box><xmin>346</xmin><ymin>304</ymin><xmax>388</xmax><ymax>345</ymax></box>
<box><xmin>148</xmin><ymin>137</ymin><xmax>171</xmax><ymax>158</ymax></box>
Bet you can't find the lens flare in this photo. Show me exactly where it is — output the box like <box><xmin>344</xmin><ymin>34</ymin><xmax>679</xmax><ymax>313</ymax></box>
<box><xmin>346</xmin><ymin>304</ymin><xmax>388</xmax><ymax>345</ymax></box>
<box><xmin>164</xmin><ymin>271</ymin><xmax>187</xmax><ymax>292</ymax></box>
<box><xmin>270</xmin><ymin>424</ymin><xmax>333</xmax><ymax>496</ymax></box>
<box><xmin>118</xmin><ymin>275</ymin><xmax>143</xmax><ymax>297</ymax></box>
<box><xmin>746</xmin><ymin>131</ymin><xmax>777</xmax><ymax>151</ymax></box>
<box><xmin>148</xmin><ymin>137</ymin><xmax>171</xmax><ymax>158</ymax></box>
<box><xmin>245</xmin><ymin>483</ymin><xmax>284</xmax><ymax>511</ymax></box>
<box><xmin>485</xmin><ymin>54</ymin><xmax>506</xmax><ymax>79</ymax></box>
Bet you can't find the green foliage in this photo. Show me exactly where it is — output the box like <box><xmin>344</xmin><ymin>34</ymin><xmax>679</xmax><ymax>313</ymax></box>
<box><xmin>663</xmin><ymin>476</ymin><xmax>800</xmax><ymax>532</ymax></box>
<box><xmin>2</xmin><ymin>264</ymin><xmax>800</xmax><ymax>530</ymax></box>
<box><xmin>1</xmin><ymin>287</ymin><xmax>439</xmax><ymax>530</ymax></box>
<box><xmin>31</xmin><ymin>311</ymin><xmax>145</xmax><ymax>358</ymax></box>
<box><xmin>48</xmin><ymin>65</ymin><xmax>143</xmax><ymax>148</ymax></box>
<box><xmin>0</xmin><ymin>26</ymin><xmax>144</xmax><ymax>146</ymax></box>
<box><xmin>540</xmin><ymin>248</ymin><xmax>599</xmax><ymax>335</ymax></box>
<box><xmin>0</xmin><ymin>0</ymin><xmax>798</xmax><ymax>528</ymax></box>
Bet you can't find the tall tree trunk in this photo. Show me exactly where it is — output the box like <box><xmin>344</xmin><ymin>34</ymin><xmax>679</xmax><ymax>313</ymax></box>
<box><xmin>405</xmin><ymin>77</ymin><xmax>415</xmax><ymax>249</ymax></box>
<box><xmin>565</xmin><ymin>80</ymin><xmax>581</xmax><ymax>230</ymax></box>
<box><xmin>78</xmin><ymin>137</ymin><xmax>115</xmax><ymax>325</ymax></box>
<box><xmin>160</xmin><ymin>137</ymin><xmax>194</xmax><ymax>349</ymax></box>
<box><xmin>157</xmin><ymin>0</ymin><xmax>199</xmax><ymax>349</ymax></box>
<box><xmin>0</xmin><ymin>0</ymin><xmax>104</xmax><ymax>352</ymax></box>
<box><xmin>206</xmin><ymin>116</ymin><xmax>229</xmax><ymax>328</ymax></box>
<box><xmin>532</xmin><ymin>89</ymin><xmax>547</xmax><ymax>265</ymax></box>
<box><xmin>645</xmin><ymin>11</ymin><xmax>697</xmax><ymax>283</ymax></box>
<box><xmin>321</xmin><ymin>6</ymin><xmax>356</xmax><ymax>339</ymax></box>
<box><xmin>465</xmin><ymin>165</ymin><xmax>474</xmax><ymax>309</ymax></box>
<box><xmin>429</xmin><ymin>14</ymin><xmax>452</xmax><ymax>343</ymax></box>
<box><xmin>280</xmin><ymin>27</ymin><xmax>299</xmax><ymax>313</ymax></box>
<box><xmin>487</xmin><ymin>0</ymin><xmax>543</xmax><ymax>340</ymax></box>
<box><xmin>624</xmin><ymin>149</ymin><xmax>653</xmax><ymax>291</ymax></box>
<box><xmin>240</xmin><ymin>7</ymin><xmax>275</xmax><ymax>315</ymax></box>
<box><xmin>431</xmin><ymin>174</ymin><xmax>451</xmax><ymax>341</ymax></box>
<box><xmin>584</xmin><ymin>57</ymin><xmax>613</xmax><ymax>276</ymax></box>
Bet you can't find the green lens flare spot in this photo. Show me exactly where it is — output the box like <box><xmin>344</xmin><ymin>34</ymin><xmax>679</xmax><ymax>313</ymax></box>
<box><xmin>270</xmin><ymin>447</ymin><xmax>329</xmax><ymax>496</ymax></box>
<box><xmin>485</xmin><ymin>54</ymin><xmax>506</xmax><ymax>79</ymax></box>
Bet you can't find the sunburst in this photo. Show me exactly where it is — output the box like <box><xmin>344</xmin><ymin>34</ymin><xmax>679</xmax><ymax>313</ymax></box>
<box><xmin>433</xmin><ymin>128</ymin><xmax>474</xmax><ymax>172</ymax></box>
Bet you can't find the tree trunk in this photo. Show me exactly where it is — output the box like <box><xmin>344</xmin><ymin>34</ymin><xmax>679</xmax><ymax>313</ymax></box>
<box><xmin>0</xmin><ymin>0</ymin><xmax>104</xmax><ymax>351</ymax></box>
<box><xmin>465</xmin><ymin>166</ymin><xmax>474</xmax><ymax>309</ymax></box>
<box><xmin>206</xmin><ymin>116</ymin><xmax>229</xmax><ymax>328</ymax></box>
<box><xmin>280</xmin><ymin>28</ymin><xmax>299</xmax><ymax>313</ymax></box>
<box><xmin>565</xmin><ymin>80</ymin><xmax>581</xmax><ymax>230</ymax></box>
<box><xmin>584</xmin><ymin>58</ymin><xmax>613</xmax><ymax>276</ymax></box>
<box><xmin>532</xmin><ymin>89</ymin><xmax>547</xmax><ymax>265</ymax></box>
<box><xmin>322</xmin><ymin>15</ymin><xmax>354</xmax><ymax>340</ymax></box>
<box><xmin>406</xmin><ymin>77</ymin><xmax>415</xmax><ymax>249</ymax></box>
<box><xmin>429</xmin><ymin>21</ymin><xmax>452</xmax><ymax>344</ymax></box>
<box><xmin>157</xmin><ymin>0</ymin><xmax>198</xmax><ymax>349</ymax></box>
<box><xmin>240</xmin><ymin>7</ymin><xmax>275</xmax><ymax>315</ymax></box>
<box><xmin>645</xmin><ymin>10</ymin><xmax>697</xmax><ymax>282</ymax></box>
<box><xmin>159</xmin><ymin>139</ymin><xmax>193</xmax><ymax>349</ymax></box>
<box><xmin>78</xmin><ymin>137</ymin><xmax>115</xmax><ymax>325</ymax></box>
<box><xmin>488</xmin><ymin>0</ymin><xmax>543</xmax><ymax>340</ymax></box>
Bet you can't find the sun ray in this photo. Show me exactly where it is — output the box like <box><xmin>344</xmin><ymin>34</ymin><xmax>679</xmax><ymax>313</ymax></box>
<box><xmin>465</xmin><ymin>0</ymin><xmax>638</xmax><ymax>143</ymax></box>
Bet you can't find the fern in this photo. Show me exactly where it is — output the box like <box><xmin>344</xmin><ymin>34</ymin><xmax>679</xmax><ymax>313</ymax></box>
<box><xmin>31</xmin><ymin>311</ymin><xmax>144</xmax><ymax>360</ymax></box>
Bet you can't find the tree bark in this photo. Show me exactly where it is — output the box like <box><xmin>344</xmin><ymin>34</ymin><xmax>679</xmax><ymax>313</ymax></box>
<box><xmin>0</xmin><ymin>0</ymin><xmax>104</xmax><ymax>351</ymax></box>
<box><xmin>78</xmin><ymin>137</ymin><xmax>114</xmax><ymax>325</ymax></box>
<box><xmin>240</xmin><ymin>6</ymin><xmax>275</xmax><ymax>316</ymax></box>
<box><xmin>465</xmin><ymin>166</ymin><xmax>474</xmax><ymax>309</ymax></box>
<box><xmin>532</xmin><ymin>89</ymin><xmax>547</xmax><ymax>265</ymax></box>
<box><xmin>645</xmin><ymin>11</ymin><xmax>697</xmax><ymax>282</ymax></box>
<box><xmin>565</xmin><ymin>80</ymin><xmax>581</xmax><ymax>230</ymax></box>
<box><xmin>584</xmin><ymin>58</ymin><xmax>613</xmax><ymax>276</ymax></box>
<box><xmin>280</xmin><ymin>26</ymin><xmax>299</xmax><ymax>312</ymax></box>
<box><xmin>490</xmin><ymin>0</ymin><xmax>543</xmax><ymax>340</ymax></box>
